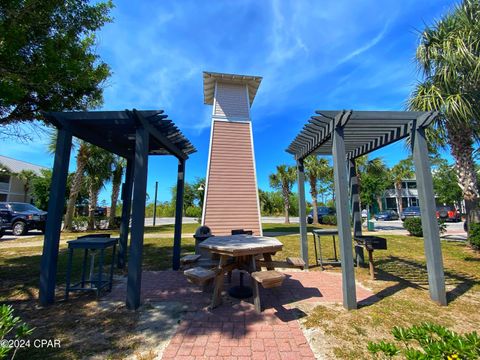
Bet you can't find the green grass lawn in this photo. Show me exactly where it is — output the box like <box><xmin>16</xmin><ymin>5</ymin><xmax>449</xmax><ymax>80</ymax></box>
<box><xmin>1</xmin><ymin>225</ymin><xmax>479</xmax><ymax>359</ymax></box>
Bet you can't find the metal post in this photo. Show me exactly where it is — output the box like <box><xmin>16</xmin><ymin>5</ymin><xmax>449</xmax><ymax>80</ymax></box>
<box><xmin>153</xmin><ymin>181</ymin><xmax>158</xmax><ymax>227</ymax></box>
<box><xmin>39</xmin><ymin>128</ymin><xmax>72</xmax><ymax>305</ymax></box>
<box><xmin>412</xmin><ymin>125</ymin><xmax>447</xmax><ymax>305</ymax></box>
<box><xmin>296</xmin><ymin>158</ymin><xmax>309</xmax><ymax>269</ymax></box>
<box><xmin>332</xmin><ymin>125</ymin><xmax>357</xmax><ymax>310</ymax></box>
<box><xmin>349</xmin><ymin>159</ymin><xmax>364</xmax><ymax>267</ymax></box>
<box><xmin>117</xmin><ymin>158</ymin><xmax>134</xmax><ymax>269</ymax></box>
<box><xmin>172</xmin><ymin>159</ymin><xmax>185</xmax><ymax>270</ymax></box>
<box><xmin>126</xmin><ymin>126</ymin><xmax>149</xmax><ymax>310</ymax></box>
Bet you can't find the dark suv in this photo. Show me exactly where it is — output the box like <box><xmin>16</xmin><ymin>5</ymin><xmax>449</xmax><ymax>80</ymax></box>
<box><xmin>307</xmin><ymin>206</ymin><xmax>336</xmax><ymax>224</ymax></box>
<box><xmin>0</xmin><ymin>202</ymin><xmax>47</xmax><ymax>236</ymax></box>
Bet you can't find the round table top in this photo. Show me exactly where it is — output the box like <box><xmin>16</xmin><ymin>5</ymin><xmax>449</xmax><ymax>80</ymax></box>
<box><xmin>199</xmin><ymin>234</ymin><xmax>283</xmax><ymax>256</ymax></box>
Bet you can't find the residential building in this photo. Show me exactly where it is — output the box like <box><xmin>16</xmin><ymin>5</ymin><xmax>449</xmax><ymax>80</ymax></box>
<box><xmin>0</xmin><ymin>155</ymin><xmax>47</xmax><ymax>203</ymax></box>
<box><xmin>383</xmin><ymin>179</ymin><xmax>419</xmax><ymax>210</ymax></box>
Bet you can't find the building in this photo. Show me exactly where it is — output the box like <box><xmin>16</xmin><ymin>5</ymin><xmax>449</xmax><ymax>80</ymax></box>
<box><xmin>0</xmin><ymin>155</ymin><xmax>47</xmax><ymax>202</ymax></box>
<box><xmin>201</xmin><ymin>71</ymin><xmax>263</xmax><ymax>235</ymax></box>
<box><xmin>383</xmin><ymin>179</ymin><xmax>419</xmax><ymax>210</ymax></box>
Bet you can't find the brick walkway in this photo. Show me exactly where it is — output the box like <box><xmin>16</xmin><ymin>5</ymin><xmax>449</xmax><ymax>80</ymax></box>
<box><xmin>106</xmin><ymin>270</ymin><xmax>374</xmax><ymax>359</ymax></box>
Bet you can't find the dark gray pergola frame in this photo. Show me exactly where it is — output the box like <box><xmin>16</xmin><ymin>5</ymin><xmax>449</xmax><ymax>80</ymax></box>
<box><xmin>287</xmin><ymin>110</ymin><xmax>447</xmax><ymax>310</ymax></box>
<box><xmin>39</xmin><ymin>109</ymin><xmax>196</xmax><ymax>310</ymax></box>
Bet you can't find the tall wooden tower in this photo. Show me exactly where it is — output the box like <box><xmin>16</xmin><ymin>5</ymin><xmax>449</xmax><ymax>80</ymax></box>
<box><xmin>202</xmin><ymin>72</ymin><xmax>263</xmax><ymax>236</ymax></box>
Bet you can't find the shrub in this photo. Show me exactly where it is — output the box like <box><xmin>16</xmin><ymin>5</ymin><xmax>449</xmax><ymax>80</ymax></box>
<box><xmin>367</xmin><ymin>323</ymin><xmax>480</xmax><ymax>359</ymax></box>
<box><xmin>0</xmin><ymin>304</ymin><xmax>34</xmax><ymax>360</ymax></box>
<box><xmin>71</xmin><ymin>216</ymin><xmax>88</xmax><ymax>231</ymax></box>
<box><xmin>404</xmin><ymin>217</ymin><xmax>423</xmax><ymax>236</ymax></box>
<box><xmin>403</xmin><ymin>217</ymin><xmax>447</xmax><ymax>237</ymax></box>
<box><xmin>185</xmin><ymin>206</ymin><xmax>202</xmax><ymax>218</ymax></box>
<box><xmin>322</xmin><ymin>215</ymin><xmax>337</xmax><ymax>225</ymax></box>
<box><xmin>468</xmin><ymin>222</ymin><xmax>480</xmax><ymax>250</ymax></box>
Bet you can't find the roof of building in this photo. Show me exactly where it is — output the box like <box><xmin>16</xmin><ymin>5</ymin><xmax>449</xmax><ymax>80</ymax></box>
<box><xmin>203</xmin><ymin>71</ymin><xmax>262</xmax><ymax>106</ymax></box>
<box><xmin>286</xmin><ymin>110</ymin><xmax>438</xmax><ymax>160</ymax></box>
<box><xmin>0</xmin><ymin>155</ymin><xmax>47</xmax><ymax>175</ymax></box>
<box><xmin>45</xmin><ymin>109</ymin><xmax>196</xmax><ymax>160</ymax></box>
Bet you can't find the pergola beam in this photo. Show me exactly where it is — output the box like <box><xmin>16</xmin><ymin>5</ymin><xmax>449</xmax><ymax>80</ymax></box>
<box><xmin>332</xmin><ymin>121</ymin><xmax>357</xmax><ymax>310</ymax></box>
<box><xmin>296</xmin><ymin>158</ymin><xmax>308</xmax><ymax>268</ymax></box>
<box><xmin>117</xmin><ymin>158</ymin><xmax>134</xmax><ymax>269</ymax></box>
<box><xmin>172</xmin><ymin>159</ymin><xmax>186</xmax><ymax>270</ymax></box>
<box><xmin>126</xmin><ymin>126</ymin><xmax>149</xmax><ymax>310</ymax></box>
<box><xmin>412</xmin><ymin>124</ymin><xmax>447</xmax><ymax>305</ymax></box>
<box><xmin>132</xmin><ymin>109</ymin><xmax>188</xmax><ymax>161</ymax></box>
<box><xmin>39</xmin><ymin>128</ymin><xmax>72</xmax><ymax>305</ymax></box>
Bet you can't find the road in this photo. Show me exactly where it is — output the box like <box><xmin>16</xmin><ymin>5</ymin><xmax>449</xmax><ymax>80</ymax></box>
<box><xmin>0</xmin><ymin>217</ymin><xmax>467</xmax><ymax>244</ymax></box>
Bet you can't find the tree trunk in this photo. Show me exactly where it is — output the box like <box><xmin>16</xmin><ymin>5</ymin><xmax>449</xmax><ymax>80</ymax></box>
<box><xmin>23</xmin><ymin>185</ymin><xmax>28</xmax><ymax>202</ymax></box>
<box><xmin>309</xmin><ymin>180</ymin><xmax>319</xmax><ymax>224</ymax></box>
<box><xmin>376</xmin><ymin>195</ymin><xmax>383</xmax><ymax>212</ymax></box>
<box><xmin>447</xmin><ymin>123</ymin><xmax>479</xmax><ymax>216</ymax></box>
<box><xmin>395</xmin><ymin>182</ymin><xmax>403</xmax><ymax>215</ymax></box>
<box><xmin>108</xmin><ymin>179</ymin><xmax>121</xmax><ymax>228</ymax></box>
<box><xmin>88</xmin><ymin>185</ymin><xmax>99</xmax><ymax>230</ymax></box>
<box><xmin>64</xmin><ymin>152</ymin><xmax>87</xmax><ymax>231</ymax></box>
<box><xmin>283</xmin><ymin>188</ymin><xmax>290</xmax><ymax>224</ymax></box>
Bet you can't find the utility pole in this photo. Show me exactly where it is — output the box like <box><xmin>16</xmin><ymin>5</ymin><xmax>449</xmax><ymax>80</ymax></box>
<box><xmin>153</xmin><ymin>181</ymin><xmax>158</xmax><ymax>226</ymax></box>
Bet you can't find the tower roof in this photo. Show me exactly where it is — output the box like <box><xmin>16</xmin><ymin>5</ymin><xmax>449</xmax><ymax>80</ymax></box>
<box><xmin>203</xmin><ymin>71</ymin><xmax>262</xmax><ymax>106</ymax></box>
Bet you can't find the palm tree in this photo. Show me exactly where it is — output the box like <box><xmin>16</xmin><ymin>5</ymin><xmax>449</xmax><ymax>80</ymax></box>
<box><xmin>390</xmin><ymin>159</ymin><xmax>414</xmax><ymax>215</ymax></box>
<box><xmin>48</xmin><ymin>131</ymin><xmax>90</xmax><ymax>230</ymax></box>
<box><xmin>269</xmin><ymin>165</ymin><xmax>296</xmax><ymax>224</ymax></box>
<box><xmin>108</xmin><ymin>156</ymin><xmax>125</xmax><ymax>228</ymax></box>
<box><xmin>15</xmin><ymin>170</ymin><xmax>37</xmax><ymax>202</ymax></box>
<box><xmin>356</xmin><ymin>156</ymin><xmax>388</xmax><ymax>212</ymax></box>
<box><xmin>409</xmin><ymin>0</ymin><xmax>480</xmax><ymax>215</ymax></box>
<box><xmin>84</xmin><ymin>146</ymin><xmax>114</xmax><ymax>230</ymax></box>
<box><xmin>358</xmin><ymin>158</ymin><xmax>389</xmax><ymax>213</ymax></box>
<box><xmin>304</xmin><ymin>156</ymin><xmax>331</xmax><ymax>224</ymax></box>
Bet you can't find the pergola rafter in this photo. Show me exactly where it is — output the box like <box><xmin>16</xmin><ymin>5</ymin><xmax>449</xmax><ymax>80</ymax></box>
<box><xmin>286</xmin><ymin>109</ymin><xmax>446</xmax><ymax>310</ymax></box>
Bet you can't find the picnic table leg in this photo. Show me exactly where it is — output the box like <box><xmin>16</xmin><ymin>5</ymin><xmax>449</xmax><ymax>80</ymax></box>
<box><xmin>263</xmin><ymin>253</ymin><xmax>275</xmax><ymax>270</ymax></box>
<box><xmin>368</xmin><ymin>249</ymin><xmax>375</xmax><ymax>280</ymax></box>
<box><xmin>65</xmin><ymin>247</ymin><xmax>73</xmax><ymax>301</ymax></box>
<box><xmin>250</xmin><ymin>255</ymin><xmax>261</xmax><ymax>313</ymax></box>
<box><xmin>210</xmin><ymin>255</ymin><xmax>228</xmax><ymax>309</ymax></box>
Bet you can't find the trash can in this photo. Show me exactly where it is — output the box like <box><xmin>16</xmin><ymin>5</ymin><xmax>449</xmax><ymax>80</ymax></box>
<box><xmin>367</xmin><ymin>210</ymin><xmax>375</xmax><ymax>231</ymax></box>
<box><xmin>193</xmin><ymin>226</ymin><xmax>213</xmax><ymax>257</ymax></box>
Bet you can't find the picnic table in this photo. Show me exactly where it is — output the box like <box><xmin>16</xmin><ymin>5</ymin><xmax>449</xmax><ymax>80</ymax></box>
<box><xmin>199</xmin><ymin>234</ymin><xmax>283</xmax><ymax>309</ymax></box>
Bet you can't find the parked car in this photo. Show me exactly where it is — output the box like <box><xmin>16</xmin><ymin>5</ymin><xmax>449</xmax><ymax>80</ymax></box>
<box><xmin>0</xmin><ymin>217</ymin><xmax>7</xmax><ymax>239</ymax></box>
<box><xmin>436</xmin><ymin>206</ymin><xmax>461</xmax><ymax>222</ymax></box>
<box><xmin>361</xmin><ymin>209</ymin><xmax>368</xmax><ymax>219</ymax></box>
<box><xmin>94</xmin><ymin>207</ymin><xmax>107</xmax><ymax>217</ymax></box>
<box><xmin>374</xmin><ymin>210</ymin><xmax>399</xmax><ymax>221</ymax></box>
<box><xmin>400</xmin><ymin>206</ymin><xmax>421</xmax><ymax>221</ymax></box>
<box><xmin>0</xmin><ymin>202</ymin><xmax>47</xmax><ymax>236</ymax></box>
<box><xmin>307</xmin><ymin>206</ymin><xmax>336</xmax><ymax>224</ymax></box>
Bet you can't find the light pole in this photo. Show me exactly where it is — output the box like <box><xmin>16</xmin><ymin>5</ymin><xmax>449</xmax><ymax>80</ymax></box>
<box><xmin>153</xmin><ymin>181</ymin><xmax>158</xmax><ymax>226</ymax></box>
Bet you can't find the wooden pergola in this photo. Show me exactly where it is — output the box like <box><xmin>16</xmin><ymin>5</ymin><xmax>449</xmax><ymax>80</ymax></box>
<box><xmin>39</xmin><ymin>109</ymin><xmax>196</xmax><ymax>309</ymax></box>
<box><xmin>287</xmin><ymin>110</ymin><xmax>446</xmax><ymax>310</ymax></box>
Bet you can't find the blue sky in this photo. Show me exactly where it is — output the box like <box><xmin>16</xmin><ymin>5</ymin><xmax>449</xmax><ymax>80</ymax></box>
<box><xmin>2</xmin><ymin>0</ymin><xmax>456</xmax><ymax>204</ymax></box>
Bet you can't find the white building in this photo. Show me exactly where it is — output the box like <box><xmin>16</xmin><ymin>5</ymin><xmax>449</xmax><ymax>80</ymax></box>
<box><xmin>383</xmin><ymin>179</ymin><xmax>419</xmax><ymax>210</ymax></box>
<box><xmin>0</xmin><ymin>155</ymin><xmax>47</xmax><ymax>202</ymax></box>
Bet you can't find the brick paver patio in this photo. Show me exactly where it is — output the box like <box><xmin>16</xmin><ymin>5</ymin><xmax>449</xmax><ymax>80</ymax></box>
<box><xmin>106</xmin><ymin>270</ymin><xmax>375</xmax><ymax>359</ymax></box>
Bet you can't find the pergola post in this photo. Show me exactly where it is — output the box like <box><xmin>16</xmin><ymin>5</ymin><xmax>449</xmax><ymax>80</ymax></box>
<box><xmin>332</xmin><ymin>125</ymin><xmax>357</xmax><ymax>310</ymax></box>
<box><xmin>126</xmin><ymin>126</ymin><xmax>149</xmax><ymax>310</ymax></box>
<box><xmin>172</xmin><ymin>159</ymin><xmax>185</xmax><ymax>271</ymax></box>
<box><xmin>349</xmin><ymin>159</ymin><xmax>364</xmax><ymax>266</ymax></box>
<box><xmin>117</xmin><ymin>158</ymin><xmax>134</xmax><ymax>269</ymax></box>
<box><xmin>39</xmin><ymin>128</ymin><xmax>72</xmax><ymax>305</ymax></box>
<box><xmin>296</xmin><ymin>158</ymin><xmax>309</xmax><ymax>268</ymax></box>
<box><xmin>412</xmin><ymin>125</ymin><xmax>447</xmax><ymax>305</ymax></box>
